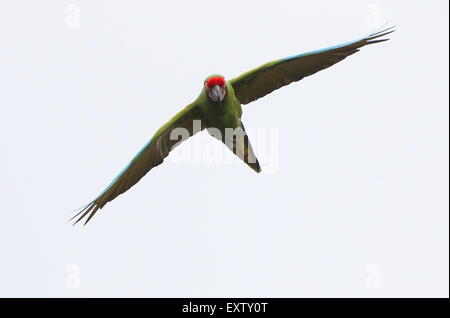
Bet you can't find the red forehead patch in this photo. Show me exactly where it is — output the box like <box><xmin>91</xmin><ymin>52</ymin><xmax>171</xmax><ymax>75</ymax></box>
<box><xmin>206</xmin><ymin>76</ymin><xmax>226</xmax><ymax>89</ymax></box>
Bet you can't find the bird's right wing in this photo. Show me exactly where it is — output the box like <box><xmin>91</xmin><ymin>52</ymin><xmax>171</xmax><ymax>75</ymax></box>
<box><xmin>71</xmin><ymin>103</ymin><xmax>204</xmax><ymax>225</ymax></box>
<box><xmin>230</xmin><ymin>27</ymin><xmax>394</xmax><ymax>105</ymax></box>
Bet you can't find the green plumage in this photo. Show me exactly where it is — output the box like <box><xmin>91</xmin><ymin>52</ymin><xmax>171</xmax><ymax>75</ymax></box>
<box><xmin>72</xmin><ymin>27</ymin><xmax>394</xmax><ymax>225</ymax></box>
<box><xmin>199</xmin><ymin>81</ymin><xmax>242</xmax><ymax>130</ymax></box>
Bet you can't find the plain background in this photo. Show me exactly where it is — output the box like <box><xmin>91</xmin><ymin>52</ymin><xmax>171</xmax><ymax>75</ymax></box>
<box><xmin>0</xmin><ymin>0</ymin><xmax>448</xmax><ymax>297</ymax></box>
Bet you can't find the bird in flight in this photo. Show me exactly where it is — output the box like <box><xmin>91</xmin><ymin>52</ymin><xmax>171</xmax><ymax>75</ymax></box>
<box><xmin>71</xmin><ymin>27</ymin><xmax>394</xmax><ymax>225</ymax></box>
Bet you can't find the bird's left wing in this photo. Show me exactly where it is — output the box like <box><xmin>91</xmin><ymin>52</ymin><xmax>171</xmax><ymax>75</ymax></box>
<box><xmin>71</xmin><ymin>103</ymin><xmax>204</xmax><ymax>225</ymax></box>
<box><xmin>230</xmin><ymin>27</ymin><xmax>394</xmax><ymax>105</ymax></box>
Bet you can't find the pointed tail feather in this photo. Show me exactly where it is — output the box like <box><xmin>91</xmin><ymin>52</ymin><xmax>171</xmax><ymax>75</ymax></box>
<box><xmin>219</xmin><ymin>121</ymin><xmax>262</xmax><ymax>173</ymax></box>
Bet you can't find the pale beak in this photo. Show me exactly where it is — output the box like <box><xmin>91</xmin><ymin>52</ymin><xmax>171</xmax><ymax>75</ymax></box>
<box><xmin>209</xmin><ymin>85</ymin><xmax>226</xmax><ymax>103</ymax></box>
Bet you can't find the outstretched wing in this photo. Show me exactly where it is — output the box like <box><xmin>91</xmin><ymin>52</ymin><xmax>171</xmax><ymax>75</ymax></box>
<box><xmin>71</xmin><ymin>103</ymin><xmax>204</xmax><ymax>225</ymax></box>
<box><xmin>230</xmin><ymin>27</ymin><xmax>394</xmax><ymax>105</ymax></box>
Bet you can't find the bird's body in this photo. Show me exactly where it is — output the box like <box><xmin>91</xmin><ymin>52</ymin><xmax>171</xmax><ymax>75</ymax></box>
<box><xmin>72</xmin><ymin>27</ymin><xmax>394</xmax><ymax>225</ymax></box>
<box><xmin>199</xmin><ymin>79</ymin><xmax>242</xmax><ymax>132</ymax></box>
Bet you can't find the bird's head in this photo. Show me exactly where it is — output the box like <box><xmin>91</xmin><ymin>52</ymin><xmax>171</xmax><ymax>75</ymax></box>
<box><xmin>204</xmin><ymin>75</ymin><xmax>227</xmax><ymax>103</ymax></box>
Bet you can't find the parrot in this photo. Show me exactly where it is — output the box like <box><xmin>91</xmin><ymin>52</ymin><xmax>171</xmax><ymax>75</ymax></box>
<box><xmin>71</xmin><ymin>27</ymin><xmax>394</xmax><ymax>225</ymax></box>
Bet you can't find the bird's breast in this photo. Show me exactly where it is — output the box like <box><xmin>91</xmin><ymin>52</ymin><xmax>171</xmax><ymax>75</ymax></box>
<box><xmin>205</xmin><ymin>97</ymin><xmax>241</xmax><ymax>131</ymax></box>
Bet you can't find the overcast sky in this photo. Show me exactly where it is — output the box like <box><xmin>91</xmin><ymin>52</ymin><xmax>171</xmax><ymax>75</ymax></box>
<box><xmin>0</xmin><ymin>0</ymin><xmax>448</xmax><ymax>297</ymax></box>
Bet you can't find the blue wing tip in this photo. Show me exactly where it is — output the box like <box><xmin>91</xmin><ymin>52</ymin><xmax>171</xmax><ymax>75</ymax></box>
<box><xmin>283</xmin><ymin>24</ymin><xmax>396</xmax><ymax>61</ymax></box>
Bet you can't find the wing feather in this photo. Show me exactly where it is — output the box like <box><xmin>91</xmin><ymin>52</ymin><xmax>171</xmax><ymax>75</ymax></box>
<box><xmin>230</xmin><ymin>27</ymin><xmax>395</xmax><ymax>105</ymax></box>
<box><xmin>71</xmin><ymin>103</ymin><xmax>204</xmax><ymax>225</ymax></box>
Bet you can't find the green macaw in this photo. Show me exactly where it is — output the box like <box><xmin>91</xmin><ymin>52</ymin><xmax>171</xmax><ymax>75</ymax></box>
<box><xmin>72</xmin><ymin>27</ymin><xmax>394</xmax><ymax>225</ymax></box>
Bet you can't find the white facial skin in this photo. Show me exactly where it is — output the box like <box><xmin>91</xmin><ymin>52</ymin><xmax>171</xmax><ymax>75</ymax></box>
<box><xmin>205</xmin><ymin>77</ymin><xmax>227</xmax><ymax>103</ymax></box>
<box><xmin>207</xmin><ymin>84</ymin><xmax>227</xmax><ymax>103</ymax></box>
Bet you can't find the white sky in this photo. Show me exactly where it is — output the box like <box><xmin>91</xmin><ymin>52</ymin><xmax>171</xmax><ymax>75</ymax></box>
<box><xmin>0</xmin><ymin>0</ymin><xmax>448</xmax><ymax>297</ymax></box>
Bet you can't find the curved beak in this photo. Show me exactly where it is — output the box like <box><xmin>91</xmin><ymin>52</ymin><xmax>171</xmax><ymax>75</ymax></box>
<box><xmin>209</xmin><ymin>85</ymin><xmax>226</xmax><ymax>103</ymax></box>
